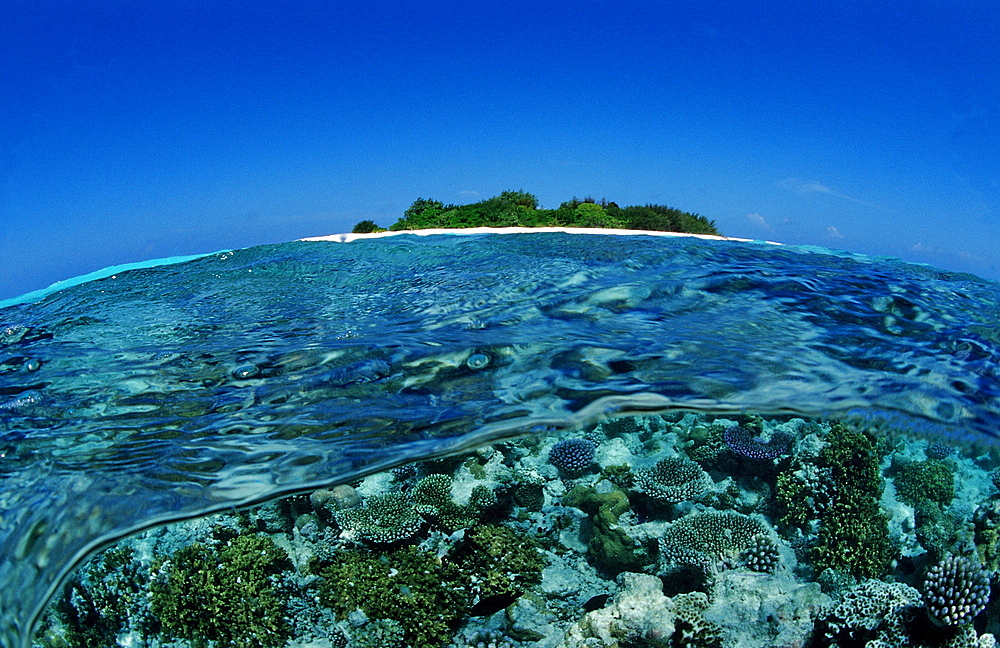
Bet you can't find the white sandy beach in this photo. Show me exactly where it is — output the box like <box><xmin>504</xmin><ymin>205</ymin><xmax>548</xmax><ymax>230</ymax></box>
<box><xmin>300</xmin><ymin>226</ymin><xmax>782</xmax><ymax>245</ymax></box>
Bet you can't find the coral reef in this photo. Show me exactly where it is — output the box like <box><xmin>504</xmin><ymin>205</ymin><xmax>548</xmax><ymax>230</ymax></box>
<box><xmin>563</xmin><ymin>484</ymin><xmax>652</xmax><ymax>574</ymax></box>
<box><xmin>548</xmin><ymin>438</ymin><xmax>596</xmax><ymax>477</ymax></box>
<box><xmin>149</xmin><ymin>534</ymin><xmax>291</xmax><ymax>648</ymax></box>
<box><xmin>555</xmin><ymin>572</ymin><xmax>679</xmax><ymax>647</ymax></box>
<box><xmin>34</xmin><ymin>413</ymin><xmax>1000</xmax><ymax>648</ymax></box>
<box><xmin>823</xmin><ymin>579</ymin><xmax>922</xmax><ymax>645</ymax></box>
<box><xmin>812</xmin><ymin>423</ymin><xmax>893</xmax><ymax>579</ymax></box>
<box><xmin>313</xmin><ymin>545</ymin><xmax>471</xmax><ymax>648</ymax></box>
<box><xmin>923</xmin><ymin>555</ymin><xmax>991</xmax><ymax>626</ymax></box>
<box><xmin>723</xmin><ymin>424</ymin><xmax>793</xmax><ymax>460</ymax></box>
<box><xmin>635</xmin><ymin>456</ymin><xmax>712</xmax><ymax>503</ymax></box>
<box><xmin>894</xmin><ymin>459</ymin><xmax>956</xmax><ymax>508</ymax></box>
<box><xmin>47</xmin><ymin>547</ymin><xmax>148</xmax><ymax>648</ymax></box>
<box><xmin>738</xmin><ymin>533</ymin><xmax>782</xmax><ymax>573</ymax></box>
<box><xmin>333</xmin><ymin>491</ymin><xmax>423</xmax><ymax>543</ymax></box>
<box><xmin>413</xmin><ymin>473</ymin><xmax>495</xmax><ymax>532</ymax></box>
<box><xmin>659</xmin><ymin>509</ymin><xmax>771</xmax><ymax>573</ymax></box>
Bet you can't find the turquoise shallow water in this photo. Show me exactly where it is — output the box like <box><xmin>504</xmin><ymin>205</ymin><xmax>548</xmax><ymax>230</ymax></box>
<box><xmin>1</xmin><ymin>232</ymin><xmax>999</xmax><ymax>647</ymax></box>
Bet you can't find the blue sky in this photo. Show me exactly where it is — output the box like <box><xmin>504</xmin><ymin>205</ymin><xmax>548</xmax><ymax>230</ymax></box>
<box><xmin>2</xmin><ymin>1</ymin><xmax>998</xmax><ymax>300</ymax></box>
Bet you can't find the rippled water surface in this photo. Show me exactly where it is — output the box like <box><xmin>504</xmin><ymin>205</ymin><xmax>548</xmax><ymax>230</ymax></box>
<box><xmin>1</xmin><ymin>232</ymin><xmax>999</xmax><ymax>647</ymax></box>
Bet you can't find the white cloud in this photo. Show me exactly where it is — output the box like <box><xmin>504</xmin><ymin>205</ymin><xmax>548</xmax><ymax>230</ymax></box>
<box><xmin>778</xmin><ymin>177</ymin><xmax>890</xmax><ymax>211</ymax></box>
<box><xmin>778</xmin><ymin>178</ymin><xmax>835</xmax><ymax>195</ymax></box>
<box><xmin>913</xmin><ymin>242</ymin><xmax>985</xmax><ymax>263</ymax></box>
<box><xmin>826</xmin><ymin>226</ymin><xmax>844</xmax><ymax>239</ymax></box>
<box><xmin>746</xmin><ymin>213</ymin><xmax>772</xmax><ymax>230</ymax></box>
<box><xmin>460</xmin><ymin>190</ymin><xmax>480</xmax><ymax>197</ymax></box>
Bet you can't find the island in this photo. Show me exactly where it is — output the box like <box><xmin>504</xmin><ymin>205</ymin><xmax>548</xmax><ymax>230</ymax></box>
<box><xmin>350</xmin><ymin>190</ymin><xmax>720</xmax><ymax>236</ymax></box>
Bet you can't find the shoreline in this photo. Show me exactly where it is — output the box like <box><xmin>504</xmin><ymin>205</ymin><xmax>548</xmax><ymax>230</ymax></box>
<box><xmin>299</xmin><ymin>226</ymin><xmax>782</xmax><ymax>245</ymax></box>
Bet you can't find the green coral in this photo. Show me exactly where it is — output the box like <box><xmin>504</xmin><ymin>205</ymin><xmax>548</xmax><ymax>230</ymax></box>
<box><xmin>776</xmin><ymin>469</ymin><xmax>816</xmax><ymax>528</ymax></box>
<box><xmin>600</xmin><ymin>463</ymin><xmax>636</xmax><ymax>489</ymax></box>
<box><xmin>349</xmin><ymin>619</ymin><xmax>406</xmax><ymax>648</ymax></box>
<box><xmin>563</xmin><ymin>485</ymin><xmax>652</xmax><ymax>573</ymax></box>
<box><xmin>314</xmin><ymin>526</ymin><xmax>541</xmax><ymax>648</ymax></box>
<box><xmin>913</xmin><ymin>499</ymin><xmax>968</xmax><ymax>560</ymax></box>
<box><xmin>812</xmin><ymin>424</ymin><xmax>892</xmax><ymax>579</ymax></box>
<box><xmin>454</xmin><ymin>524</ymin><xmax>546</xmax><ymax>600</ymax></box>
<box><xmin>150</xmin><ymin>534</ymin><xmax>291</xmax><ymax>648</ymax></box>
<box><xmin>314</xmin><ymin>545</ymin><xmax>470</xmax><ymax>648</ymax></box>
<box><xmin>893</xmin><ymin>459</ymin><xmax>955</xmax><ymax>507</ymax></box>
<box><xmin>775</xmin><ymin>460</ymin><xmax>831</xmax><ymax>530</ymax></box>
<box><xmin>974</xmin><ymin>499</ymin><xmax>1000</xmax><ymax>571</ymax></box>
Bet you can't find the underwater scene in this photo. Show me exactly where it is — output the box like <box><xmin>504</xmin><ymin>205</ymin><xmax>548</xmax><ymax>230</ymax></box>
<box><xmin>2</xmin><ymin>231</ymin><xmax>1000</xmax><ymax>648</ymax></box>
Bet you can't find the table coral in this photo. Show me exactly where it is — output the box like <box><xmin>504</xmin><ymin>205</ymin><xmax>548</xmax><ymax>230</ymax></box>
<box><xmin>635</xmin><ymin>456</ymin><xmax>712</xmax><ymax>503</ymax></box>
<box><xmin>659</xmin><ymin>509</ymin><xmax>770</xmax><ymax>573</ymax></box>
<box><xmin>333</xmin><ymin>492</ymin><xmax>423</xmax><ymax>543</ymax></box>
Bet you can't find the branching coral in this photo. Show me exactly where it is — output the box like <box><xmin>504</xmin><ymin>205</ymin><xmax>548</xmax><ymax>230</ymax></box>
<box><xmin>453</xmin><ymin>524</ymin><xmax>545</xmax><ymax>600</ymax></box>
<box><xmin>313</xmin><ymin>524</ymin><xmax>542</xmax><ymax>647</ymax></box>
<box><xmin>49</xmin><ymin>547</ymin><xmax>148</xmax><ymax>648</ymax></box>
<box><xmin>739</xmin><ymin>534</ymin><xmax>782</xmax><ymax>573</ymax></box>
<box><xmin>149</xmin><ymin>534</ymin><xmax>291</xmax><ymax>648</ymax></box>
<box><xmin>923</xmin><ymin>555</ymin><xmax>991</xmax><ymax>626</ymax></box>
<box><xmin>313</xmin><ymin>546</ymin><xmax>471</xmax><ymax>648</ymax></box>
<box><xmin>812</xmin><ymin>424</ymin><xmax>892</xmax><ymax>579</ymax></box>
<box><xmin>894</xmin><ymin>459</ymin><xmax>955</xmax><ymax>508</ymax></box>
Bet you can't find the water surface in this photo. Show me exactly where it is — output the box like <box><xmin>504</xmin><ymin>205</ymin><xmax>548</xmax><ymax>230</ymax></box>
<box><xmin>1</xmin><ymin>231</ymin><xmax>998</xmax><ymax>647</ymax></box>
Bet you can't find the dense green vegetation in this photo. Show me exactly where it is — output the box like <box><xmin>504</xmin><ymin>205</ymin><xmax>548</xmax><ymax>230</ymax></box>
<box><xmin>351</xmin><ymin>190</ymin><xmax>720</xmax><ymax>235</ymax></box>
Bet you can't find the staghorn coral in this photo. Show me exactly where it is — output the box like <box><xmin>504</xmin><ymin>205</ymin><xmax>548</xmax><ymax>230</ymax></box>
<box><xmin>923</xmin><ymin>555</ymin><xmax>991</xmax><ymax>626</ymax></box>
<box><xmin>635</xmin><ymin>457</ymin><xmax>712</xmax><ymax>503</ymax></box>
<box><xmin>548</xmin><ymin>438</ymin><xmax>596</xmax><ymax>477</ymax></box>
<box><xmin>659</xmin><ymin>509</ymin><xmax>770</xmax><ymax>573</ymax></box>
<box><xmin>333</xmin><ymin>492</ymin><xmax>422</xmax><ymax>543</ymax></box>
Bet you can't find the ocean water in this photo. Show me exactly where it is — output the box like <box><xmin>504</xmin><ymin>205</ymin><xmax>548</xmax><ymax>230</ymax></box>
<box><xmin>1</xmin><ymin>231</ymin><xmax>999</xmax><ymax>648</ymax></box>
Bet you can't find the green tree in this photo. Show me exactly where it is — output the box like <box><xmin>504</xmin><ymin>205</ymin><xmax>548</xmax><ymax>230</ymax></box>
<box><xmin>387</xmin><ymin>191</ymin><xmax>720</xmax><ymax>235</ymax></box>
<box><xmin>351</xmin><ymin>219</ymin><xmax>383</xmax><ymax>233</ymax></box>
<box><xmin>390</xmin><ymin>198</ymin><xmax>447</xmax><ymax>230</ymax></box>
